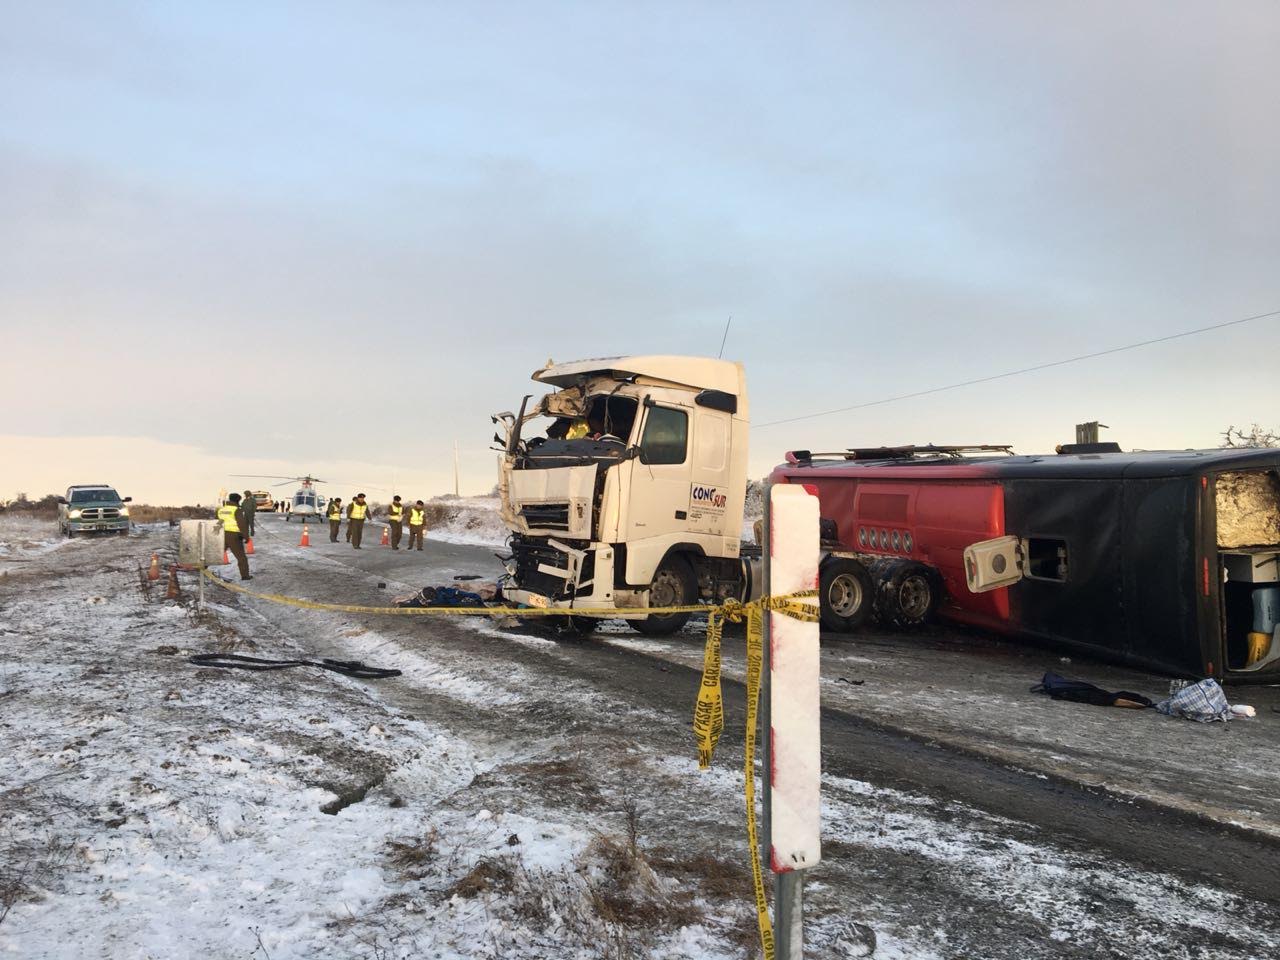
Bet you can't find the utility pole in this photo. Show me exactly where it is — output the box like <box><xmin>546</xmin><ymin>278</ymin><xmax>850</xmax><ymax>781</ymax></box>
<box><xmin>454</xmin><ymin>441</ymin><xmax>460</xmax><ymax>497</ymax></box>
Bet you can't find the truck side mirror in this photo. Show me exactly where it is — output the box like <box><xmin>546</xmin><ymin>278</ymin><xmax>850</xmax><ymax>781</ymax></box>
<box><xmin>57</xmin><ymin>497</ymin><xmax>67</xmax><ymax>504</ymax></box>
<box><xmin>123</xmin><ymin>496</ymin><xmax>133</xmax><ymax>503</ymax></box>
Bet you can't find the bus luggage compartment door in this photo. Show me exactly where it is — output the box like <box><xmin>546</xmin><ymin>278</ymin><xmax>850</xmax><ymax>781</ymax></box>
<box><xmin>964</xmin><ymin>536</ymin><xmax>1025</xmax><ymax>593</ymax></box>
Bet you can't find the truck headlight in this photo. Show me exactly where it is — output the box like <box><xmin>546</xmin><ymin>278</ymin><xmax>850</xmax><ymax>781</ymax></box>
<box><xmin>69</xmin><ymin>509</ymin><xmax>82</xmax><ymax>519</ymax></box>
<box><xmin>119</xmin><ymin>506</ymin><xmax>129</xmax><ymax>517</ymax></box>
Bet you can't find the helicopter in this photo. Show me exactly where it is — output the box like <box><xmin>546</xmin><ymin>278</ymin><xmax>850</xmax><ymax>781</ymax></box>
<box><xmin>230</xmin><ymin>474</ymin><xmax>333</xmax><ymax>521</ymax></box>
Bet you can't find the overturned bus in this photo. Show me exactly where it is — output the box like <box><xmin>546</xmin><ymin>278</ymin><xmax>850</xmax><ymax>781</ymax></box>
<box><xmin>774</xmin><ymin>445</ymin><xmax>1280</xmax><ymax>682</ymax></box>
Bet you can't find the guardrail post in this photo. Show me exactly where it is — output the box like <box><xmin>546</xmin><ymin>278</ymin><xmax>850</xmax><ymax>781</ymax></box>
<box><xmin>764</xmin><ymin>482</ymin><xmax>822</xmax><ymax>960</ymax></box>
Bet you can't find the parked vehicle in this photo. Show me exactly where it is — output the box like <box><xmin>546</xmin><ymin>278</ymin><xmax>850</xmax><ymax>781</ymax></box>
<box><xmin>251</xmin><ymin>490</ymin><xmax>275</xmax><ymax>512</ymax></box>
<box><xmin>58</xmin><ymin>485</ymin><xmax>132</xmax><ymax>537</ymax></box>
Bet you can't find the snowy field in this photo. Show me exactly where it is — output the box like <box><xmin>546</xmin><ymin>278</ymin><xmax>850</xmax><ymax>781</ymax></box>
<box><xmin>425</xmin><ymin>496</ymin><xmax>509</xmax><ymax>547</ymax></box>
<box><xmin>0</xmin><ymin>518</ymin><xmax>753</xmax><ymax>959</ymax></box>
<box><xmin>3</xmin><ymin>513</ymin><xmax>1279</xmax><ymax>960</ymax></box>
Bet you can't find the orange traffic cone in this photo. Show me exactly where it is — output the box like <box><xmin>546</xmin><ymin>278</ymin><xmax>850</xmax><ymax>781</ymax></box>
<box><xmin>165</xmin><ymin>566</ymin><xmax>181</xmax><ymax>599</ymax></box>
<box><xmin>245</xmin><ymin>538</ymin><xmax>255</xmax><ymax>555</ymax></box>
<box><xmin>380</xmin><ymin>525</ymin><xmax>390</xmax><ymax>547</ymax></box>
<box><xmin>147</xmin><ymin>553</ymin><xmax>161</xmax><ymax>581</ymax></box>
<box><xmin>299</xmin><ymin>523</ymin><xmax>311</xmax><ymax>547</ymax></box>
<box><xmin>222</xmin><ymin>548</ymin><xmax>229</xmax><ymax>564</ymax></box>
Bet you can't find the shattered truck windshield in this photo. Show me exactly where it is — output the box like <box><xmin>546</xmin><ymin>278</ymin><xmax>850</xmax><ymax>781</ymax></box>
<box><xmin>516</xmin><ymin>393</ymin><xmax>639</xmax><ymax>468</ymax></box>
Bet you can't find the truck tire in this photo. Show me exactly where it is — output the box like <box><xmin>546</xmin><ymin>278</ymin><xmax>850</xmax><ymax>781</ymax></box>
<box><xmin>630</xmin><ymin>556</ymin><xmax>697</xmax><ymax>636</ymax></box>
<box><xmin>819</xmin><ymin>557</ymin><xmax>873</xmax><ymax>633</ymax></box>
<box><xmin>879</xmin><ymin>561</ymin><xmax>941</xmax><ymax>627</ymax></box>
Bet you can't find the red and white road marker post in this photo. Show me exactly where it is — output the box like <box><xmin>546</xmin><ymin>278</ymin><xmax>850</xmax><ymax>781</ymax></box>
<box><xmin>763</xmin><ymin>483</ymin><xmax>822</xmax><ymax>959</ymax></box>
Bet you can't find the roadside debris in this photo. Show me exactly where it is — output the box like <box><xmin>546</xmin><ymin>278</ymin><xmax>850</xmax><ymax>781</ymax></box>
<box><xmin>1155</xmin><ymin>678</ymin><xmax>1233</xmax><ymax>722</ymax></box>
<box><xmin>1031</xmin><ymin>672</ymin><xmax>1154</xmax><ymax>709</ymax></box>
<box><xmin>395</xmin><ymin>585</ymin><xmax>488</xmax><ymax>609</ymax></box>
<box><xmin>1034</xmin><ymin>673</ymin><xmax>1260</xmax><ymax>723</ymax></box>
<box><xmin>187</xmin><ymin>652</ymin><xmax>402</xmax><ymax>680</ymax></box>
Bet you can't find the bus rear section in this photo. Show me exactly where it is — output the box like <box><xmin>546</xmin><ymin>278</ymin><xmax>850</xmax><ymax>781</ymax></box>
<box><xmin>1215</xmin><ymin>467</ymin><xmax>1280</xmax><ymax>676</ymax></box>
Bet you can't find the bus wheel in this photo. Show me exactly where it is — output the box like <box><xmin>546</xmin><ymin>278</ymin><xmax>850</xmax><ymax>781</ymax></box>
<box><xmin>882</xmin><ymin>562</ymin><xmax>941</xmax><ymax>627</ymax></box>
<box><xmin>631</xmin><ymin>557</ymin><xmax>696</xmax><ymax>636</ymax></box>
<box><xmin>819</xmin><ymin>558</ymin><xmax>873</xmax><ymax>632</ymax></box>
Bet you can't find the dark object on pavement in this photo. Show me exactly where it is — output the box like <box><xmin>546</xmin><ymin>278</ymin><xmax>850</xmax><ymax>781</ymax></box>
<box><xmin>189</xmin><ymin>653</ymin><xmax>401</xmax><ymax>680</ymax></box>
<box><xmin>1031</xmin><ymin>672</ymin><xmax>1154</xmax><ymax>709</ymax></box>
<box><xmin>396</xmin><ymin>586</ymin><xmax>485</xmax><ymax>609</ymax></box>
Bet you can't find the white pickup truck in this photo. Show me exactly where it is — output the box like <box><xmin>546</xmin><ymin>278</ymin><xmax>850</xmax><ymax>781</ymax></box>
<box><xmin>494</xmin><ymin>355</ymin><xmax>759</xmax><ymax>633</ymax></box>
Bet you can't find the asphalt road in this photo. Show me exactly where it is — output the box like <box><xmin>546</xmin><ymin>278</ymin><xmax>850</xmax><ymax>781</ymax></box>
<box><xmin>223</xmin><ymin>515</ymin><xmax>1280</xmax><ymax>958</ymax></box>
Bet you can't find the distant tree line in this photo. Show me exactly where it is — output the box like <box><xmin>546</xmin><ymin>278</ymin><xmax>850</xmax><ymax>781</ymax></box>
<box><xmin>0</xmin><ymin>493</ymin><xmax>61</xmax><ymax>516</ymax></box>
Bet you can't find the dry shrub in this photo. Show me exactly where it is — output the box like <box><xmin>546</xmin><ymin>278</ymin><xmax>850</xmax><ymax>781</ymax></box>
<box><xmin>0</xmin><ymin>784</ymin><xmax>81</xmax><ymax>927</ymax></box>
<box><xmin>422</xmin><ymin>502</ymin><xmax>452</xmax><ymax>528</ymax></box>
<box><xmin>473</xmin><ymin>758</ymin><xmax>606</xmax><ymax>811</ymax></box>
<box><xmin>386</xmin><ymin>828</ymin><xmax>439</xmax><ymax>879</ymax></box>
<box><xmin>127</xmin><ymin>505</ymin><xmax>215</xmax><ymax>523</ymax></box>
<box><xmin>446</xmin><ymin>856</ymin><xmax>517</xmax><ymax>899</ymax></box>
<box><xmin>648</xmin><ymin>844</ymin><xmax>754</xmax><ymax>901</ymax></box>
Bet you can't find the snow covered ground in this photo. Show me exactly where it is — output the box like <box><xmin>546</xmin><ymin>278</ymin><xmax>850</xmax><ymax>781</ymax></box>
<box><xmin>0</xmin><ymin>519</ymin><xmax>751</xmax><ymax>959</ymax></box>
<box><xmin>4</xmin><ymin>514</ymin><xmax>1279</xmax><ymax>960</ymax></box>
<box><xmin>425</xmin><ymin>496</ymin><xmax>509</xmax><ymax>547</ymax></box>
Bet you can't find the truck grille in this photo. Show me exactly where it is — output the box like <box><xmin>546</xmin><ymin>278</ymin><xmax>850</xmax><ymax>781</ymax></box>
<box><xmin>511</xmin><ymin>539</ymin><xmax>573</xmax><ymax>599</ymax></box>
<box><xmin>79</xmin><ymin>508</ymin><xmax>120</xmax><ymax>520</ymax></box>
<box><xmin>519</xmin><ymin>503</ymin><xmax>570</xmax><ymax>532</ymax></box>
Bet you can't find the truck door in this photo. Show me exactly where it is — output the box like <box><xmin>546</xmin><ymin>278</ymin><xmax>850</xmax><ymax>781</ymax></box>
<box><xmin>625</xmin><ymin>400</ymin><xmax>693</xmax><ymax>546</ymax></box>
<box><xmin>688</xmin><ymin>407</ymin><xmax>732</xmax><ymax>537</ymax></box>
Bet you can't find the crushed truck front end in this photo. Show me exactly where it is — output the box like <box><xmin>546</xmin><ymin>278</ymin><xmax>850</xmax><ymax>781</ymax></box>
<box><xmin>494</xmin><ymin>356</ymin><xmax>750</xmax><ymax>629</ymax></box>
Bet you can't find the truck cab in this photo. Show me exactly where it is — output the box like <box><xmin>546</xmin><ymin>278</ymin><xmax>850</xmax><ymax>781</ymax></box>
<box><xmin>495</xmin><ymin>356</ymin><xmax>751</xmax><ymax>633</ymax></box>
<box><xmin>58</xmin><ymin>484</ymin><xmax>132</xmax><ymax>537</ymax></box>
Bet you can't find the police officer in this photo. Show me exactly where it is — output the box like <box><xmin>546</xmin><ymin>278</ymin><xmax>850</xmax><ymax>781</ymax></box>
<box><xmin>347</xmin><ymin>493</ymin><xmax>369</xmax><ymax>549</ymax></box>
<box><xmin>386</xmin><ymin>495</ymin><xmax>405</xmax><ymax>549</ymax></box>
<box><xmin>407</xmin><ymin>500</ymin><xmax>426</xmax><ymax>551</ymax></box>
<box><xmin>241</xmin><ymin>490</ymin><xmax>257</xmax><ymax>539</ymax></box>
<box><xmin>326</xmin><ymin>497</ymin><xmax>343</xmax><ymax>542</ymax></box>
<box><xmin>218</xmin><ymin>493</ymin><xmax>252</xmax><ymax>580</ymax></box>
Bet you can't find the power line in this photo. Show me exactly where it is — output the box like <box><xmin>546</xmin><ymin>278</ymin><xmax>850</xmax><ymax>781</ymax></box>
<box><xmin>753</xmin><ymin>306</ymin><xmax>1280</xmax><ymax>430</ymax></box>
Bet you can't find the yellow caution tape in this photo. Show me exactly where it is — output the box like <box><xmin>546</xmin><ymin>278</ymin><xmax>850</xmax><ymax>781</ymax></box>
<box><xmin>198</xmin><ymin>567</ymin><xmax>816</xmax><ymax>960</ymax></box>
<box><xmin>693</xmin><ymin>593</ymin><xmax>817</xmax><ymax>960</ymax></box>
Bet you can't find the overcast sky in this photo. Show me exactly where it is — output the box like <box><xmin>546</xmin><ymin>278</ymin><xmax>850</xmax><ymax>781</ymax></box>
<box><xmin>2</xmin><ymin>1</ymin><xmax>1278</xmax><ymax>504</ymax></box>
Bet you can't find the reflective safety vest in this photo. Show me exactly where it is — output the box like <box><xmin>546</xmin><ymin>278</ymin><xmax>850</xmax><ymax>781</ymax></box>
<box><xmin>327</xmin><ymin>503</ymin><xmax>341</xmax><ymax>520</ymax></box>
<box><xmin>388</xmin><ymin>503</ymin><xmax>403</xmax><ymax>521</ymax></box>
<box><xmin>408</xmin><ymin>507</ymin><xmax>425</xmax><ymax>526</ymax></box>
<box><xmin>217</xmin><ymin>503</ymin><xmax>240</xmax><ymax>534</ymax></box>
<box><xmin>349</xmin><ymin>502</ymin><xmax>368</xmax><ymax>520</ymax></box>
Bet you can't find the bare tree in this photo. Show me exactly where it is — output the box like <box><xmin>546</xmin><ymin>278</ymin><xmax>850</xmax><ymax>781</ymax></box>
<box><xmin>1221</xmin><ymin>424</ymin><xmax>1280</xmax><ymax>449</ymax></box>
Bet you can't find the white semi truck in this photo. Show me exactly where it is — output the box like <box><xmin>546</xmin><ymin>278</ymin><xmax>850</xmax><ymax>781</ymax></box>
<box><xmin>494</xmin><ymin>355</ymin><xmax>762</xmax><ymax>633</ymax></box>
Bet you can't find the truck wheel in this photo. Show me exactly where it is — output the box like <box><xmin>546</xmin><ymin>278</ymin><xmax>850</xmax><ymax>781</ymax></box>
<box><xmin>631</xmin><ymin>557</ymin><xmax>697</xmax><ymax>636</ymax></box>
<box><xmin>881</xmin><ymin>562</ymin><xmax>941</xmax><ymax>627</ymax></box>
<box><xmin>819</xmin><ymin>558</ymin><xmax>873</xmax><ymax>632</ymax></box>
